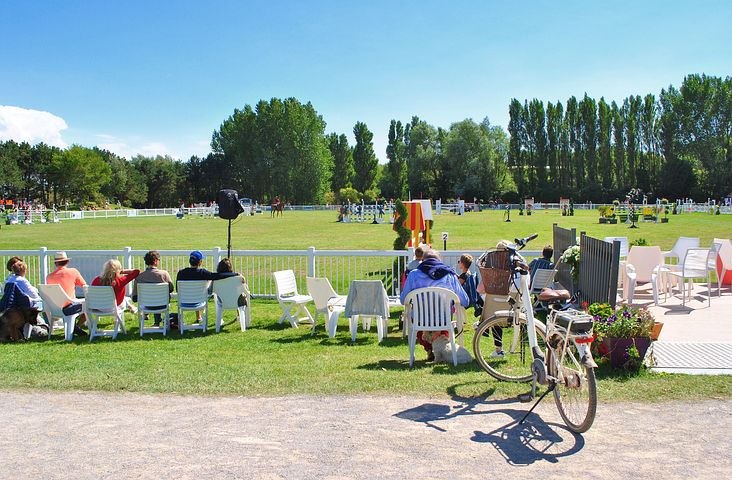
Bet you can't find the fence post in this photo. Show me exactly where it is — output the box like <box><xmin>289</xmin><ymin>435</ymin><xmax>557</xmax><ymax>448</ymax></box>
<box><xmin>123</xmin><ymin>246</ymin><xmax>133</xmax><ymax>269</ymax></box>
<box><xmin>39</xmin><ymin>246</ymin><xmax>49</xmax><ymax>281</ymax></box>
<box><xmin>212</xmin><ymin>246</ymin><xmax>222</xmax><ymax>267</ymax></box>
<box><xmin>307</xmin><ymin>246</ymin><xmax>316</xmax><ymax>277</ymax></box>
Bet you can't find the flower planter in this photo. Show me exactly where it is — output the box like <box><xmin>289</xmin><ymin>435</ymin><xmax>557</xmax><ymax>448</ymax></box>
<box><xmin>608</xmin><ymin>218</ymin><xmax>618</xmax><ymax>224</ymax></box>
<box><xmin>650</xmin><ymin>322</ymin><xmax>664</xmax><ymax>341</ymax></box>
<box><xmin>599</xmin><ymin>217</ymin><xmax>607</xmax><ymax>224</ymax></box>
<box><xmin>605</xmin><ymin>337</ymin><xmax>651</xmax><ymax>369</ymax></box>
<box><xmin>619</xmin><ymin>214</ymin><xmax>628</xmax><ymax>222</ymax></box>
<box><xmin>661</xmin><ymin>218</ymin><xmax>669</xmax><ymax>223</ymax></box>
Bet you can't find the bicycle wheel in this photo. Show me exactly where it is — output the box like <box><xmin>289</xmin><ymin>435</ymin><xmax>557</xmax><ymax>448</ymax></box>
<box><xmin>473</xmin><ymin>313</ymin><xmax>547</xmax><ymax>382</ymax></box>
<box><xmin>551</xmin><ymin>340</ymin><xmax>597</xmax><ymax>433</ymax></box>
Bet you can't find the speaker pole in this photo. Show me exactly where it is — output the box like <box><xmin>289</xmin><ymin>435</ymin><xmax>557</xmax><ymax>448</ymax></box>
<box><xmin>227</xmin><ymin>219</ymin><xmax>232</xmax><ymax>258</ymax></box>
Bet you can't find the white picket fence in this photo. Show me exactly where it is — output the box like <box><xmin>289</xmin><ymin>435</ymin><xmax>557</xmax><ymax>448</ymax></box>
<box><xmin>0</xmin><ymin>247</ymin><xmax>541</xmax><ymax>299</ymax></box>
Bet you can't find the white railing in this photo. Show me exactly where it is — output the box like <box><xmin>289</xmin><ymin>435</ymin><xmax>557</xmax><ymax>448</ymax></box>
<box><xmin>1</xmin><ymin>247</ymin><xmax>541</xmax><ymax>299</ymax></box>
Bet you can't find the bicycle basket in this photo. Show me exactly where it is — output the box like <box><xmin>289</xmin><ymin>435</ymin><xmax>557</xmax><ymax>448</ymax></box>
<box><xmin>477</xmin><ymin>249</ymin><xmax>512</xmax><ymax>295</ymax></box>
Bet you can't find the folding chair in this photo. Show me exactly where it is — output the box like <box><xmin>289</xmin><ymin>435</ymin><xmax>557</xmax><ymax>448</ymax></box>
<box><xmin>273</xmin><ymin>270</ymin><xmax>313</xmax><ymax>328</ymax></box>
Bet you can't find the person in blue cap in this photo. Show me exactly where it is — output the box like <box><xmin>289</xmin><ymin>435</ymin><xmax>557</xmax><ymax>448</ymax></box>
<box><xmin>176</xmin><ymin>251</ymin><xmax>227</xmax><ymax>322</ymax></box>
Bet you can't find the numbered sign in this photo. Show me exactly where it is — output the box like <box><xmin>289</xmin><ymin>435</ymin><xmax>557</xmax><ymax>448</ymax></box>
<box><xmin>442</xmin><ymin>232</ymin><xmax>449</xmax><ymax>241</ymax></box>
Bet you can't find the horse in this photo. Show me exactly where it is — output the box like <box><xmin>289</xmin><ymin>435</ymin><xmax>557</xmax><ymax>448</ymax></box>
<box><xmin>271</xmin><ymin>201</ymin><xmax>284</xmax><ymax>218</ymax></box>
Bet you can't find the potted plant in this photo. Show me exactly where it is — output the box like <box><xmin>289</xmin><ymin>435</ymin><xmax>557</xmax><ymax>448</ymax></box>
<box><xmin>661</xmin><ymin>198</ymin><xmax>669</xmax><ymax>223</ymax></box>
<box><xmin>597</xmin><ymin>205</ymin><xmax>608</xmax><ymax>223</ymax></box>
<box><xmin>589</xmin><ymin>303</ymin><xmax>655</xmax><ymax>370</ymax></box>
<box><xmin>608</xmin><ymin>204</ymin><xmax>618</xmax><ymax>224</ymax></box>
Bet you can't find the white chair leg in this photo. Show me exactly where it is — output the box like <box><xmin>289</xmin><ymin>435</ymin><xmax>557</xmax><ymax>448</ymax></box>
<box><xmin>238</xmin><ymin>307</ymin><xmax>246</xmax><ymax>331</ymax></box>
<box><xmin>376</xmin><ymin>316</ymin><xmax>384</xmax><ymax>343</ymax></box>
<box><xmin>245</xmin><ymin>303</ymin><xmax>251</xmax><ymax>328</ymax></box>
<box><xmin>408</xmin><ymin>328</ymin><xmax>417</xmax><ymax>367</ymax></box>
<box><xmin>350</xmin><ymin>316</ymin><xmax>358</xmax><ymax>342</ymax></box>
<box><xmin>215</xmin><ymin>302</ymin><xmax>222</xmax><ymax>333</ymax></box>
<box><xmin>449</xmin><ymin>331</ymin><xmax>458</xmax><ymax>366</ymax></box>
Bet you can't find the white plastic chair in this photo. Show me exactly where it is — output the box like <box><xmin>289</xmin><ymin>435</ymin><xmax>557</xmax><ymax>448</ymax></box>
<box><xmin>605</xmin><ymin>237</ymin><xmax>629</xmax><ymax>288</ymax></box>
<box><xmin>212</xmin><ymin>275</ymin><xmax>250</xmax><ymax>333</ymax></box>
<box><xmin>714</xmin><ymin>238</ymin><xmax>732</xmax><ymax>293</ymax></box>
<box><xmin>667</xmin><ymin>247</ymin><xmax>717</xmax><ymax>306</ymax></box>
<box><xmin>306</xmin><ymin>277</ymin><xmax>346</xmax><ymax>337</ymax></box>
<box><xmin>662</xmin><ymin>237</ymin><xmax>700</xmax><ymax>264</ymax></box>
<box><xmin>624</xmin><ymin>246</ymin><xmax>664</xmax><ymax>305</ymax></box>
<box><xmin>136</xmin><ymin>283</ymin><xmax>171</xmax><ymax>337</ymax></box>
<box><xmin>38</xmin><ymin>284</ymin><xmax>81</xmax><ymax>341</ymax></box>
<box><xmin>403</xmin><ymin>287</ymin><xmax>467</xmax><ymax>367</ymax></box>
<box><xmin>530</xmin><ymin>268</ymin><xmax>557</xmax><ymax>309</ymax></box>
<box><xmin>604</xmin><ymin>236</ymin><xmax>629</xmax><ymax>259</ymax></box>
<box><xmin>177</xmin><ymin>280</ymin><xmax>210</xmax><ymax>335</ymax></box>
<box><xmin>84</xmin><ymin>286</ymin><xmax>126</xmax><ymax>341</ymax></box>
<box><xmin>273</xmin><ymin>270</ymin><xmax>313</xmax><ymax>328</ymax></box>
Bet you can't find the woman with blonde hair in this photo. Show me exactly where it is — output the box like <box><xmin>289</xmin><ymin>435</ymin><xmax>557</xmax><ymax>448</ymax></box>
<box><xmin>91</xmin><ymin>260</ymin><xmax>140</xmax><ymax>308</ymax></box>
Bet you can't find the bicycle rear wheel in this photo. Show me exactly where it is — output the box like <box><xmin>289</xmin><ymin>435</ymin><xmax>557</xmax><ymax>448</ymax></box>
<box><xmin>551</xmin><ymin>341</ymin><xmax>597</xmax><ymax>433</ymax></box>
<box><xmin>473</xmin><ymin>313</ymin><xmax>546</xmax><ymax>382</ymax></box>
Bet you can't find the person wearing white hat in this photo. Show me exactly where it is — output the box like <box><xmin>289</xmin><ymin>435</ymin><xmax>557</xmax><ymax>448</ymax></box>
<box><xmin>46</xmin><ymin>251</ymin><xmax>88</xmax><ymax>336</ymax></box>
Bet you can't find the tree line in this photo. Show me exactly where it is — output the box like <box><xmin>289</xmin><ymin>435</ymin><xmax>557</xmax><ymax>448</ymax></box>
<box><xmin>508</xmin><ymin>74</ymin><xmax>732</xmax><ymax>202</ymax></box>
<box><xmin>1</xmin><ymin>73</ymin><xmax>728</xmax><ymax>209</ymax></box>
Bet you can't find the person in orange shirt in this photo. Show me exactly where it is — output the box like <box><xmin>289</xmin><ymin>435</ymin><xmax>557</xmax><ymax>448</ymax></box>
<box><xmin>46</xmin><ymin>251</ymin><xmax>88</xmax><ymax>336</ymax></box>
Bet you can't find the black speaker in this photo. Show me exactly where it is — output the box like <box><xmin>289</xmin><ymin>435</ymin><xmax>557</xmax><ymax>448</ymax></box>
<box><xmin>217</xmin><ymin>189</ymin><xmax>245</xmax><ymax>220</ymax></box>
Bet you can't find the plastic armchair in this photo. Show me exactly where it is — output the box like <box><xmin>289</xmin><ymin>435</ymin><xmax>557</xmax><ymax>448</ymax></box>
<box><xmin>662</xmin><ymin>237</ymin><xmax>700</xmax><ymax>265</ymax></box>
<box><xmin>38</xmin><ymin>284</ymin><xmax>81</xmax><ymax>341</ymax></box>
<box><xmin>273</xmin><ymin>270</ymin><xmax>313</xmax><ymax>328</ymax></box>
<box><xmin>84</xmin><ymin>286</ymin><xmax>126</xmax><ymax>341</ymax></box>
<box><xmin>713</xmin><ymin>238</ymin><xmax>732</xmax><ymax>293</ymax></box>
<box><xmin>177</xmin><ymin>280</ymin><xmax>211</xmax><ymax>335</ymax></box>
<box><xmin>403</xmin><ymin>287</ymin><xmax>466</xmax><ymax>366</ymax></box>
<box><xmin>667</xmin><ymin>248</ymin><xmax>713</xmax><ymax>306</ymax></box>
<box><xmin>624</xmin><ymin>246</ymin><xmax>664</xmax><ymax>305</ymax></box>
<box><xmin>306</xmin><ymin>277</ymin><xmax>346</xmax><ymax>337</ymax></box>
<box><xmin>136</xmin><ymin>282</ymin><xmax>171</xmax><ymax>337</ymax></box>
<box><xmin>212</xmin><ymin>275</ymin><xmax>250</xmax><ymax>333</ymax></box>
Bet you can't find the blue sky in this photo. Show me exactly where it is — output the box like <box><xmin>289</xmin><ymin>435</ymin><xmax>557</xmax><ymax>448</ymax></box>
<box><xmin>1</xmin><ymin>0</ymin><xmax>730</xmax><ymax>162</ymax></box>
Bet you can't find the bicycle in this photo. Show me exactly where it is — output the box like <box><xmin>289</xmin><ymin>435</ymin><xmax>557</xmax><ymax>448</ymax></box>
<box><xmin>472</xmin><ymin>234</ymin><xmax>597</xmax><ymax>433</ymax></box>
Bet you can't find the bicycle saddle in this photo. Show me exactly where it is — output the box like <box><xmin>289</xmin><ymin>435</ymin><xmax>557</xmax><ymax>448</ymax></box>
<box><xmin>538</xmin><ymin>288</ymin><xmax>571</xmax><ymax>302</ymax></box>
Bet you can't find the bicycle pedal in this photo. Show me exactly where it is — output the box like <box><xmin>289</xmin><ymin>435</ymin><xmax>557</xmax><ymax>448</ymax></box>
<box><xmin>517</xmin><ymin>392</ymin><xmax>534</xmax><ymax>403</ymax></box>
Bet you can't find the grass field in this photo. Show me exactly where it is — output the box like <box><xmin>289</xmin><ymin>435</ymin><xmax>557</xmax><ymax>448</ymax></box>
<box><xmin>1</xmin><ymin>301</ymin><xmax>730</xmax><ymax>402</ymax></box>
<box><xmin>1</xmin><ymin>209</ymin><xmax>731</xmax><ymax>401</ymax></box>
<box><xmin>1</xmin><ymin>209</ymin><xmax>730</xmax><ymax>251</ymax></box>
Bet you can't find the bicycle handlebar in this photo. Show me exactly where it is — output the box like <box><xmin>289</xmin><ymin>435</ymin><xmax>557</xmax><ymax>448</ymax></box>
<box><xmin>514</xmin><ymin>233</ymin><xmax>538</xmax><ymax>250</ymax></box>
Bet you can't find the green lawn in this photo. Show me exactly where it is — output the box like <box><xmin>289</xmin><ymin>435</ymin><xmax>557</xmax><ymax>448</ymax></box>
<box><xmin>1</xmin><ymin>301</ymin><xmax>730</xmax><ymax>402</ymax></box>
<box><xmin>1</xmin><ymin>209</ymin><xmax>730</xmax><ymax>251</ymax></box>
<box><xmin>1</xmin><ymin>209</ymin><xmax>731</xmax><ymax>400</ymax></box>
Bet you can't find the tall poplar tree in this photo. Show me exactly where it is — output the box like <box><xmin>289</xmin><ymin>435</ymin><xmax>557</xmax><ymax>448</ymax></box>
<box><xmin>508</xmin><ymin>99</ymin><xmax>526</xmax><ymax>197</ymax></box>
<box><xmin>612</xmin><ymin>101</ymin><xmax>626</xmax><ymax>191</ymax></box>
<box><xmin>352</xmin><ymin>121</ymin><xmax>378</xmax><ymax>193</ymax></box>
<box><xmin>327</xmin><ymin>133</ymin><xmax>354</xmax><ymax>193</ymax></box>
<box><xmin>598</xmin><ymin>98</ymin><xmax>613</xmax><ymax>189</ymax></box>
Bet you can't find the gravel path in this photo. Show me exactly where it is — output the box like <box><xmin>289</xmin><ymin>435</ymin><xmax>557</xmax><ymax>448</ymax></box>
<box><xmin>1</xmin><ymin>391</ymin><xmax>730</xmax><ymax>479</ymax></box>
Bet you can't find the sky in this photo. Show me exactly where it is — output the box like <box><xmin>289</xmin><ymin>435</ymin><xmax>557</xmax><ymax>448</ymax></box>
<box><xmin>1</xmin><ymin>0</ymin><xmax>730</xmax><ymax>163</ymax></box>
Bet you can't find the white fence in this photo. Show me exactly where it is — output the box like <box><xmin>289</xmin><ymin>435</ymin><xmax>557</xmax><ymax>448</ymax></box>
<box><xmin>1</xmin><ymin>247</ymin><xmax>541</xmax><ymax>299</ymax></box>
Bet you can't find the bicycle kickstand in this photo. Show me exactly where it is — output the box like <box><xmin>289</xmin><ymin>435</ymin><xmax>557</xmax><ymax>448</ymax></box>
<box><xmin>519</xmin><ymin>382</ymin><xmax>556</xmax><ymax>426</ymax></box>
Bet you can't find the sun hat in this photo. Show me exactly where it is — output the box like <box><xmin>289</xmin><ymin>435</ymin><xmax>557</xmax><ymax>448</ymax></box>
<box><xmin>54</xmin><ymin>251</ymin><xmax>71</xmax><ymax>263</ymax></box>
<box><xmin>189</xmin><ymin>250</ymin><xmax>204</xmax><ymax>262</ymax></box>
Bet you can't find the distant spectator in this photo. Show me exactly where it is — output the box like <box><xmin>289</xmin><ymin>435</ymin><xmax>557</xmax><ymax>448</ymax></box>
<box><xmin>132</xmin><ymin>250</ymin><xmax>174</xmax><ymax>326</ymax></box>
<box><xmin>91</xmin><ymin>260</ymin><xmax>140</xmax><ymax>309</ymax></box>
<box><xmin>400</xmin><ymin>249</ymin><xmax>469</xmax><ymax>361</ymax></box>
<box><xmin>214</xmin><ymin>258</ymin><xmax>248</xmax><ymax>307</ymax></box>
<box><xmin>46</xmin><ymin>251</ymin><xmax>88</xmax><ymax>336</ymax></box>
<box><xmin>528</xmin><ymin>245</ymin><xmax>554</xmax><ymax>278</ymax></box>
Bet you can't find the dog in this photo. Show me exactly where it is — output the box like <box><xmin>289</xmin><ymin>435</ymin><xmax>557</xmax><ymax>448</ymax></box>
<box><xmin>0</xmin><ymin>307</ymin><xmax>40</xmax><ymax>342</ymax></box>
<box><xmin>431</xmin><ymin>335</ymin><xmax>473</xmax><ymax>365</ymax></box>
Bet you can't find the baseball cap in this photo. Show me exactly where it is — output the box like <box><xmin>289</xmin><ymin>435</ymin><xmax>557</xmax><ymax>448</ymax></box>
<box><xmin>189</xmin><ymin>250</ymin><xmax>204</xmax><ymax>262</ymax></box>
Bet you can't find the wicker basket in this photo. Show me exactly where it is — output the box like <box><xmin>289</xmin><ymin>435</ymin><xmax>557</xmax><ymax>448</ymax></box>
<box><xmin>478</xmin><ymin>249</ymin><xmax>512</xmax><ymax>295</ymax></box>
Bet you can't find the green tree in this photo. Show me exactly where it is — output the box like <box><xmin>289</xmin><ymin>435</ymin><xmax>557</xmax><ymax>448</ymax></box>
<box><xmin>611</xmin><ymin>101</ymin><xmax>626</xmax><ymax>191</ymax></box>
<box><xmin>352</xmin><ymin>121</ymin><xmax>378</xmax><ymax>194</ymax></box>
<box><xmin>598</xmin><ymin>98</ymin><xmax>613</xmax><ymax>189</ymax></box>
<box><xmin>327</xmin><ymin>133</ymin><xmax>354</xmax><ymax>195</ymax></box>
<box><xmin>50</xmin><ymin>145</ymin><xmax>112</xmax><ymax>206</ymax></box>
<box><xmin>508</xmin><ymin>99</ymin><xmax>526</xmax><ymax>197</ymax></box>
<box><xmin>381</xmin><ymin>120</ymin><xmax>407</xmax><ymax>199</ymax></box>
<box><xmin>579</xmin><ymin>94</ymin><xmax>598</xmax><ymax>186</ymax></box>
<box><xmin>406</xmin><ymin>119</ymin><xmax>440</xmax><ymax>198</ymax></box>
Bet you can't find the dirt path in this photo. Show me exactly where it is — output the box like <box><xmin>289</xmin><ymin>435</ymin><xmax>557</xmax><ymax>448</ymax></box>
<box><xmin>1</xmin><ymin>391</ymin><xmax>729</xmax><ymax>479</ymax></box>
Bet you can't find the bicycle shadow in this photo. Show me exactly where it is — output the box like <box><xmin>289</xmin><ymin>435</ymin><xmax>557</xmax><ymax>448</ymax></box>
<box><xmin>393</xmin><ymin>382</ymin><xmax>585</xmax><ymax>465</ymax></box>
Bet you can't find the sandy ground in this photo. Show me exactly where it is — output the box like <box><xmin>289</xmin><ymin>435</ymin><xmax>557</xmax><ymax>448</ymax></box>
<box><xmin>1</xmin><ymin>391</ymin><xmax>730</xmax><ymax>479</ymax></box>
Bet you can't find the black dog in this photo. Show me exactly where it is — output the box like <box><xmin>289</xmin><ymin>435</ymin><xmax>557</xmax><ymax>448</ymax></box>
<box><xmin>0</xmin><ymin>307</ymin><xmax>39</xmax><ymax>342</ymax></box>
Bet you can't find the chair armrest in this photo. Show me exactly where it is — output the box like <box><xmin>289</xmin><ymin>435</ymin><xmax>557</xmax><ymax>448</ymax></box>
<box><xmin>625</xmin><ymin>263</ymin><xmax>636</xmax><ymax>281</ymax></box>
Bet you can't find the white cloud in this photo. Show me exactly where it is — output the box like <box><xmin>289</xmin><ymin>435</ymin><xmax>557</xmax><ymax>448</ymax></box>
<box><xmin>96</xmin><ymin>134</ymin><xmax>209</xmax><ymax>161</ymax></box>
<box><xmin>0</xmin><ymin>105</ymin><xmax>68</xmax><ymax>147</ymax></box>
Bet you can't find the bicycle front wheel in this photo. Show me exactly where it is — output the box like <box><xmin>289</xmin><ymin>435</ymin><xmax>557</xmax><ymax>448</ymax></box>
<box><xmin>473</xmin><ymin>313</ymin><xmax>547</xmax><ymax>382</ymax></box>
<box><xmin>551</xmin><ymin>341</ymin><xmax>597</xmax><ymax>433</ymax></box>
